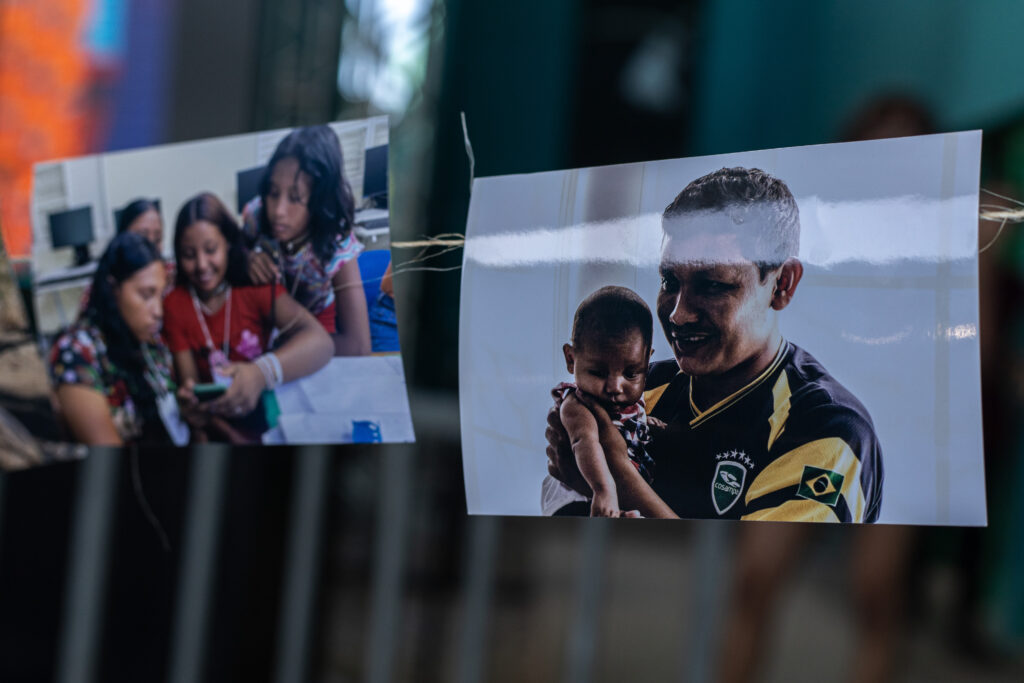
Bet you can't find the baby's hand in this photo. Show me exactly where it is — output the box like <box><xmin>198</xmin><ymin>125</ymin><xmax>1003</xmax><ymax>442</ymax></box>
<box><xmin>590</xmin><ymin>490</ymin><xmax>620</xmax><ymax>518</ymax></box>
<box><xmin>647</xmin><ymin>416</ymin><xmax>667</xmax><ymax>433</ymax></box>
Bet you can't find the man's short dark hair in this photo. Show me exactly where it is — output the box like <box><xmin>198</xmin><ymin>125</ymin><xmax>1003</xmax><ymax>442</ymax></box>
<box><xmin>571</xmin><ymin>286</ymin><xmax>653</xmax><ymax>352</ymax></box>
<box><xmin>662</xmin><ymin>167</ymin><xmax>800</xmax><ymax>279</ymax></box>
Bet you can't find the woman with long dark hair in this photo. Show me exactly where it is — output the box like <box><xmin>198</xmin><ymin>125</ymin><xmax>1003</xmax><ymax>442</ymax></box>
<box><xmin>243</xmin><ymin>125</ymin><xmax>372</xmax><ymax>355</ymax></box>
<box><xmin>49</xmin><ymin>231</ymin><xmax>187</xmax><ymax>445</ymax></box>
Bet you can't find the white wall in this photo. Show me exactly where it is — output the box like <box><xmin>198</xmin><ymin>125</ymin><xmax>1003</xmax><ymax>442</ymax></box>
<box><xmin>30</xmin><ymin>115</ymin><xmax>389</xmax><ymax>277</ymax></box>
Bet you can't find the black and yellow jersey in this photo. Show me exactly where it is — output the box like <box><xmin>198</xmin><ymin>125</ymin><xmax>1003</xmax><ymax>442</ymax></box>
<box><xmin>644</xmin><ymin>341</ymin><xmax>883</xmax><ymax>522</ymax></box>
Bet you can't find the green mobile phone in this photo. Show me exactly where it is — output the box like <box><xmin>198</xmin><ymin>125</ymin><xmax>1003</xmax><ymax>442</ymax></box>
<box><xmin>194</xmin><ymin>383</ymin><xmax>227</xmax><ymax>402</ymax></box>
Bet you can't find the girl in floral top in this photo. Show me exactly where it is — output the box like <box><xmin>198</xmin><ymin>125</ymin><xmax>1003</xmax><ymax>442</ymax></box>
<box><xmin>49</xmin><ymin>232</ymin><xmax>183</xmax><ymax>445</ymax></box>
<box><xmin>243</xmin><ymin>125</ymin><xmax>372</xmax><ymax>356</ymax></box>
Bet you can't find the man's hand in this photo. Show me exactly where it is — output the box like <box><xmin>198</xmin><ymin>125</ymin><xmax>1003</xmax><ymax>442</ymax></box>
<box><xmin>545</xmin><ymin>404</ymin><xmax>591</xmax><ymax>497</ymax></box>
<box><xmin>647</xmin><ymin>415</ymin><xmax>667</xmax><ymax>434</ymax></box>
<box><xmin>248</xmin><ymin>250</ymin><xmax>280</xmax><ymax>285</ymax></box>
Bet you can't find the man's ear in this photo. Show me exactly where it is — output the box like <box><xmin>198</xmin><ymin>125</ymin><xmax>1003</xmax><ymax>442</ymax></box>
<box><xmin>562</xmin><ymin>343</ymin><xmax>575</xmax><ymax>373</ymax></box>
<box><xmin>770</xmin><ymin>258</ymin><xmax>803</xmax><ymax>311</ymax></box>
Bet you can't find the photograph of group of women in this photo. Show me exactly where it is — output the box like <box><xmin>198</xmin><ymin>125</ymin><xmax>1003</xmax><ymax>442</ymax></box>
<box><xmin>27</xmin><ymin>116</ymin><xmax>413</xmax><ymax>448</ymax></box>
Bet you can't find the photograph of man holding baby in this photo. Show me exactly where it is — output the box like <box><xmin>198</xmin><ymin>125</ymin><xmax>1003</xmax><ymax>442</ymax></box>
<box><xmin>460</xmin><ymin>133</ymin><xmax>985</xmax><ymax>525</ymax></box>
<box><xmin>26</xmin><ymin>117</ymin><xmax>413</xmax><ymax>449</ymax></box>
<box><xmin>544</xmin><ymin>168</ymin><xmax>883</xmax><ymax>522</ymax></box>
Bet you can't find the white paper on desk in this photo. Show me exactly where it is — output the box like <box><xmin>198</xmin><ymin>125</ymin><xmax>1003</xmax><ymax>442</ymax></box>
<box><xmin>286</xmin><ymin>356</ymin><xmax>409</xmax><ymax>415</ymax></box>
<box><xmin>276</xmin><ymin>411</ymin><xmax>415</xmax><ymax>444</ymax></box>
<box><xmin>273</xmin><ymin>356</ymin><xmax>415</xmax><ymax>444</ymax></box>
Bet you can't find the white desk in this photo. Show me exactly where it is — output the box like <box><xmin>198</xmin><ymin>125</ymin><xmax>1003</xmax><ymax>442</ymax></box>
<box><xmin>353</xmin><ymin>208</ymin><xmax>390</xmax><ymax>246</ymax></box>
<box><xmin>34</xmin><ymin>261</ymin><xmax>98</xmax><ymax>289</ymax></box>
<box><xmin>262</xmin><ymin>354</ymin><xmax>415</xmax><ymax>445</ymax></box>
<box><xmin>33</xmin><ymin>262</ymin><xmax>98</xmax><ymax>336</ymax></box>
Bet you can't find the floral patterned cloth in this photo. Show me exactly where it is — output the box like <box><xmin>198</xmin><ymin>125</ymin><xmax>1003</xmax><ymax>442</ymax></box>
<box><xmin>241</xmin><ymin>196</ymin><xmax>362</xmax><ymax>326</ymax></box>
<box><xmin>49</xmin><ymin>317</ymin><xmax>176</xmax><ymax>443</ymax></box>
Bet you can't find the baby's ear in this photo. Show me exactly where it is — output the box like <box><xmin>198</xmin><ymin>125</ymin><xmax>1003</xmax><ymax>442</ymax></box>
<box><xmin>562</xmin><ymin>343</ymin><xmax>575</xmax><ymax>373</ymax></box>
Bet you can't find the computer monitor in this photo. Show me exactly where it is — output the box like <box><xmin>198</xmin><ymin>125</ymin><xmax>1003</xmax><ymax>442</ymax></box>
<box><xmin>236</xmin><ymin>166</ymin><xmax>265</xmax><ymax>214</ymax></box>
<box><xmin>48</xmin><ymin>206</ymin><xmax>94</xmax><ymax>266</ymax></box>
<box><xmin>363</xmin><ymin>144</ymin><xmax>388</xmax><ymax>208</ymax></box>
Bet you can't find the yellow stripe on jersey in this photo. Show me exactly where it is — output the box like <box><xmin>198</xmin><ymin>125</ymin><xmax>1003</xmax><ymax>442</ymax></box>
<box><xmin>644</xmin><ymin>382</ymin><xmax>672</xmax><ymax>413</ymax></box>
<box><xmin>744</xmin><ymin>437</ymin><xmax>866</xmax><ymax>521</ymax></box>
<box><xmin>741</xmin><ymin>498</ymin><xmax>840</xmax><ymax>522</ymax></box>
<box><xmin>689</xmin><ymin>339</ymin><xmax>787</xmax><ymax>428</ymax></box>
<box><xmin>766</xmin><ymin>371</ymin><xmax>791</xmax><ymax>451</ymax></box>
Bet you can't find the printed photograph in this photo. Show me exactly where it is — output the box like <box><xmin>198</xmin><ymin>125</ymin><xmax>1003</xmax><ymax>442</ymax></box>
<box><xmin>24</xmin><ymin>116</ymin><xmax>413</xmax><ymax>449</ymax></box>
<box><xmin>460</xmin><ymin>132</ymin><xmax>985</xmax><ymax>525</ymax></box>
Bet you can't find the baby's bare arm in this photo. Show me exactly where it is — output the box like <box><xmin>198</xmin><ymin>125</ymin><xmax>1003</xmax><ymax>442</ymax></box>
<box><xmin>571</xmin><ymin>391</ymin><xmax>677</xmax><ymax>519</ymax></box>
<box><xmin>560</xmin><ymin>394</ymin><xmax>618</xmax><ymax>515</ymax></box>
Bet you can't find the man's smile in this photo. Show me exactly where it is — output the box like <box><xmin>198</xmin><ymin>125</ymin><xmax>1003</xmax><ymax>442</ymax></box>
<box><xmin>668</xmin><ymin>326</ymin><xmax>717</xmax><ymax>355</ymax></box>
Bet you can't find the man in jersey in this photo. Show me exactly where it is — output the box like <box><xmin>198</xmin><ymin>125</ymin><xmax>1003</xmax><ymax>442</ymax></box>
<box><xmin>546</xmin><ymin>167</ymin><xmax>883</xmax><ymax>522</ymax></box>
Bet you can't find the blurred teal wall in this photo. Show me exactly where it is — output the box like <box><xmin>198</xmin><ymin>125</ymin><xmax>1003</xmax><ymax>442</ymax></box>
<box><xmin>691</xmin><ymin>0</ymin><xmax>1024</xmax><ymax>154</ymax></box>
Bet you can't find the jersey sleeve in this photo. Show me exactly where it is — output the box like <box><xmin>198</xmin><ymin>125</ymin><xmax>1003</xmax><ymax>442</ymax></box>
<box><xmin>741</xmin><ymin>378</ymin><xmax>884</xmax><ymax>523</ymax></box>
<box><xmin>49</xmin><ymin>329</ymin><xmax>105</xmax><ymax>392</ymax></box>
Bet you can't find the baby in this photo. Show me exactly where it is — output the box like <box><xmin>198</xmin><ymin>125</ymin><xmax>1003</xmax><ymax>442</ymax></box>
<box><xmin>541</xmin><ymin>285</ymin><xmax>656</xmax><ymax>517</ymax></box>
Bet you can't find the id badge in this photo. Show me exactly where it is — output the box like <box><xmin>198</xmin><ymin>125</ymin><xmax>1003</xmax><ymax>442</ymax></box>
<box><xmin>157</xmin><ymin>391</ymin><xmax>190</xmax><ymax>446</ymax></box>
<box><xmin>209</xmin><ymin>350</ymin><xmax>234</xmax><ymax>387</ymax></box>
<box><xmin>211</xmin><ymin>368</ymin><xmax>234</xmax><ymax>387</ymax></box>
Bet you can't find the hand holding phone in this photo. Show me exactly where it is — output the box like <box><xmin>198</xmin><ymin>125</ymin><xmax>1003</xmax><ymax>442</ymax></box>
<box><xmin>193</xmin><ymin>383</ymin><xmax>227</xmax><ymax>402</ymax></box>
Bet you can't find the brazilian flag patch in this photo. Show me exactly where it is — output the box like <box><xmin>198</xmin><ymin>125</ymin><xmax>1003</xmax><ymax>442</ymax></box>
<box><xmin>796</xmin><ymin>465</ymin><xmax>844</xmax><ymax>507</ymax></box>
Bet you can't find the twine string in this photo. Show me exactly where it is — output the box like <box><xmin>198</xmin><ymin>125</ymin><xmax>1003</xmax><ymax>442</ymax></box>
<box><xmin>979</xmin><ymin>188</ymin><xmax>1024</xmax><ymax>253</ymax></box>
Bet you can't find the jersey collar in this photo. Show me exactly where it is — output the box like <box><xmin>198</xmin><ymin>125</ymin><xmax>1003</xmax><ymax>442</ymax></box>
<box><xmin>688</xmin><ymin>338</ymin><xmax>789</xmax><ymax>428</ymax></box>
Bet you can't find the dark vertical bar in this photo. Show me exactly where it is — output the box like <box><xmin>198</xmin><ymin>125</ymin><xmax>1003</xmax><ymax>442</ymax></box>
<box><xmin>55</xmin><ymin>451</ymin><xmax>121</xmax><ymax>683</ymax></box>
<box><xmin>274</xmin><ymin>446</ymin><xmax>332</xmax><ymax>683</ymax></box>
<box><xmin>686</xmin><ymin>523</ymin><xmax>730</xmax><ymax>683</ymax></box>
<box><xmin>168</xmin><ymin>447</ymin><xmax>231</xmax><ymax>683</ymax></box>
<box><xmin>564</xmin><ymin>521</ymin><xmax>608</xmax><ymax>683</ymax></box>
<box><xmin>366</xmin><ymin>447</ymin><xmax>412</xmax><ymax>683</ymax></box>
<box><xmin>456</xmin><ymin>515</ymin><xmax>499</xmax><ymax>683</ymax></box>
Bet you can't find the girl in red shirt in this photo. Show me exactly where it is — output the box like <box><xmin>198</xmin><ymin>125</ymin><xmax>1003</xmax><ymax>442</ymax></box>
<box><xmin>163</xmin><ymin>192</ymin><xmax>332</xmax><ymax>442</ymax></box>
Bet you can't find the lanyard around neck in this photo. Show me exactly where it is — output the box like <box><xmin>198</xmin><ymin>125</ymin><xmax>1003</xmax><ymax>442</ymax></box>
<box><xmin>190</xmin><ymin>286</ymin><xmax>232</xmax><ymax>358</ymax></box>
<box><xmin>141</xmin><ymin>343</ymin><xmax>168</xmax><ymax>397</ymax></box>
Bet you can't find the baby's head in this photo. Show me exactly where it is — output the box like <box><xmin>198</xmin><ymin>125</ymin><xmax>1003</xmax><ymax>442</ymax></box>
<box><xmin>563</xmin><ymin>286</ymin><xmax>653</xmax><ymax>411</ymax></box>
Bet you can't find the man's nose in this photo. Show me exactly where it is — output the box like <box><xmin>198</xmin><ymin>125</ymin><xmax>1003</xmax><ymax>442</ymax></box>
<box><xmin>669</xmin><ymin>290</ymin><xmax>699</xmax><ymax>325</ymax></box>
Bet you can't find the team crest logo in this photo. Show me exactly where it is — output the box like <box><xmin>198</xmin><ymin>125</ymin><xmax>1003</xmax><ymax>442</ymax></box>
<box><xmin>711</xmin><ymin>460</ymin><xmax>746</xmax><ymax>514</ymax></box>
<box><xmin>796</xmin><ymin>465</ymin><xmax>845</xmax><ymax>507</ymax></box>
